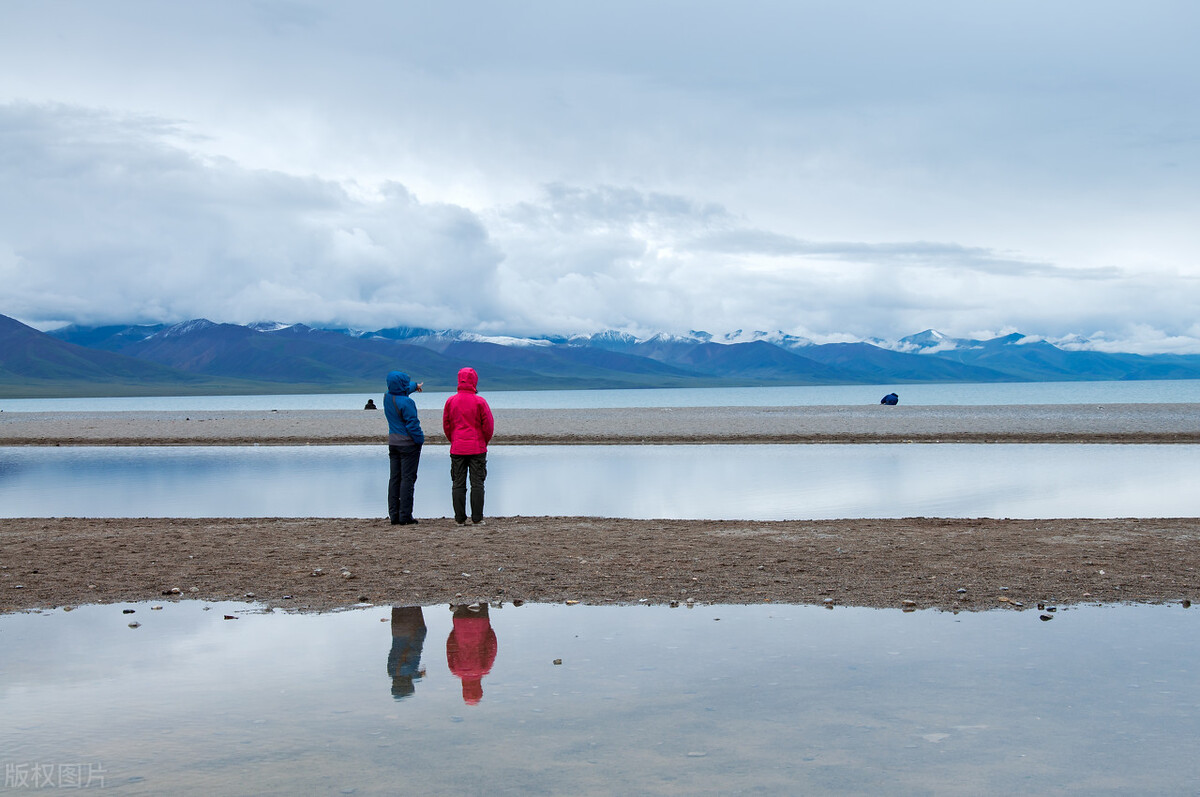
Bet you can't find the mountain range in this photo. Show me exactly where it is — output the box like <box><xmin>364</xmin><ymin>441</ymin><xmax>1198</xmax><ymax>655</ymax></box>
<box><xmin>4</xmin><ymin>313</ymin><xmax>1200</xmax><ymax>398</ymax></box>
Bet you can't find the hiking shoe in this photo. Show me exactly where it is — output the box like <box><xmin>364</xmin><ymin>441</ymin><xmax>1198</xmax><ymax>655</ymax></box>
<box><xmin>455</xmin><ymin>520</ymin><xmax>468</xmax><ymax>527</ymax></box>
<box><xmin>471</xmin><ymin>519</ymin><xmax>487</xmax><ymax>526</ymax></box>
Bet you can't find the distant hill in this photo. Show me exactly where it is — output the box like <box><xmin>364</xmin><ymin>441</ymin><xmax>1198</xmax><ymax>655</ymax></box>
<box><xmin>47</xmin><ymin>322</ymin><xmax>169</xmax><ymax>351</ymax></box>
<box><xmin>3</xmin><ymin>313</ymin><xmax>1199</xmax><ymax>398</ymax></box>
<box><xmin>907</xmin><ymin>332</ymin><xmax>1200</xmax><ymax>382</ymax></box>
<box><xmin>0</xmin><ymin>314</ymin><xmax>219</xmax><ymax>396</ymax></box>
<box><xmin>795</xmin><ymin>342</ymin><xmax>1011</xmax><ymax>383</ymax></box>
<box><xmin>644</xmin><ymin>340</ymin><xmax>856</xmax><ymax>384</ymax></box>
<box><xmin>435</xmin><ymin>340</ymin><xmax>711</xmax><ymax>389</ymax></box>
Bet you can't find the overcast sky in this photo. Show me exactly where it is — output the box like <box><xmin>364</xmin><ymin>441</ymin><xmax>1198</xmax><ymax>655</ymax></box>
<box><xmin>2</xmin><ymin>1</ymin><xmax>1198</xmax><ymax>352</ymax></box>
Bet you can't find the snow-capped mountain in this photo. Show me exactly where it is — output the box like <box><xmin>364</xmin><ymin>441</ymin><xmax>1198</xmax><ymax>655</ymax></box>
<box><xmin>17</xmin><ymin>314</ymin><xmax>1200</xmax><ymax>396</ymax></box>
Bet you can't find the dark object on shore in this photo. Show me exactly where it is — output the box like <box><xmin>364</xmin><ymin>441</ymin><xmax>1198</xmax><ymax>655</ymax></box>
<box><xmin>364</xmin><ymin>399</ymin><xmax>377</xmax><ymax>410</ymax></box>
<box><xmin>880</xmin><ymin>393</ymin><xmax>899</xmax><ymax>405</ymax></box>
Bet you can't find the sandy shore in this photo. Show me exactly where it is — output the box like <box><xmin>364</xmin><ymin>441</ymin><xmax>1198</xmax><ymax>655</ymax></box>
<box><xmin>3</xmin><ymin>517</ymin><xmax>1198</xmax><ymax>614</ymax></box>
<box><xmin>3</xmin><ymin>403</ymin><xmax>1200</xmax><ymax>445</ymax></box>
<box><xmin>3</xmin><ymin>404</ymin><xmax>1198</xmax><ymax>614</ymax></box>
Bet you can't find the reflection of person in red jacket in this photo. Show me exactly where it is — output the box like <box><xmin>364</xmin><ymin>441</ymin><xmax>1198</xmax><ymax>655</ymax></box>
<box><xmin>442</xmin><ymin>367</ymin><xmax>494</xmax><ymax>526</ymax></box>
<box><xmin>446</xmin><ymin>603</ymin><xmax>498</xmax><ymax>705</ymax></box>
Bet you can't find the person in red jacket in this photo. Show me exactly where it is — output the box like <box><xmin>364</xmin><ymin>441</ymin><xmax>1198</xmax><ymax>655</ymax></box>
<box><xmin>442</xmin><ymin>367</ymin><xmax>494</xmax><ymax>526</ymax></box>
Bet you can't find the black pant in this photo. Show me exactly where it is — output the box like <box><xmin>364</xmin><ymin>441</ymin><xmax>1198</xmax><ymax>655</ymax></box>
<box><xmin>388</xmin><ymin>444</ymin><xmax>421</xmax><ymax>523</ymax></box>
<box><xmin>450</xmin><ymin>453</ymin><xmax>487</xmax><ymax>523</ymax></box>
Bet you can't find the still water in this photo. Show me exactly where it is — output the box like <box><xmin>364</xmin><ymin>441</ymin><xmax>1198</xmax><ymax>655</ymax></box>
<box><xmin>2</xmin><ymin>444</ymin><xmax>1198</xmax><ymax>520</ymax></box>
<box><xmin>2</xmin><ymin>601</ymin><xmax>1196</xmax><ymax>795</ymax></box>
<box><xmin>3</xmin><ymin>378</ymin><xmax>1199</xmax><ymax>412</ymax></box>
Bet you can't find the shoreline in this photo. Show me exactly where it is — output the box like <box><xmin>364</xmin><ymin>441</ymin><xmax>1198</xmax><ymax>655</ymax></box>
<box><xmin>3</xmin><ymin>403</ymin><xmax>1200</xmax><ymax>445</ymax></box>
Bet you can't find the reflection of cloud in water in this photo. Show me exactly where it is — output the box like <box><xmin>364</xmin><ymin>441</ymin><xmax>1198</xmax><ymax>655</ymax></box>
<box><xmin>489</xmin><ymin>444</ymin><xmax>1200</xmax><ymax>519</ymax></box>
<box><xmin>4</xmin><ymin>603</ymin><xmax>1200</xmax><ymax>793</ymax></box>
<box><xmin>2</xmin><ymin>444</ymin><xmax>1199</xmax><ymax>519</ymax></box>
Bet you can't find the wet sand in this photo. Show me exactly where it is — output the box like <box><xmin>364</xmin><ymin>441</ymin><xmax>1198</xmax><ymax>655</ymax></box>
<box><xmin>3</xmin><ymin>517</ymin><xmax>1198</xmax><ymax>613</ymax></box>
<box><xmin>2</xmin><ymin>404</ymin><xmax>1198</xmax><ymax>614</ymax></box>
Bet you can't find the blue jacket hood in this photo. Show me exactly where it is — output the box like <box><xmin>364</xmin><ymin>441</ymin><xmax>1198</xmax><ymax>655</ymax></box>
<box><xmin>387</xmin><ymin>371</ymin><xmax>417</xmax><ymax>396</ymax></box>
<box><xmin>384</xmin><ymin>370</ymin><xmax>424</xmax><ymax>445</ymax></box>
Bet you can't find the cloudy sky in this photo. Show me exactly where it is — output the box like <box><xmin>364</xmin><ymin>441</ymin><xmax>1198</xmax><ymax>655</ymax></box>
<box><xmin>2</xmin><ymin>1</ymin><xmax>1198</xmax><ymax>352</ymax></box>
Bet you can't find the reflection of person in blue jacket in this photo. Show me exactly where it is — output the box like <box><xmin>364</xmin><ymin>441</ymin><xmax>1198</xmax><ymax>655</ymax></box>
<box><xmin>384</xmin><ymin>371</ymin><xmax>425</xmax><ymax>526</ymax></box>
<box><xmin>387</xmin><ymin>606</ymin><xmax>427</xmax><ymax>700</ymax></box>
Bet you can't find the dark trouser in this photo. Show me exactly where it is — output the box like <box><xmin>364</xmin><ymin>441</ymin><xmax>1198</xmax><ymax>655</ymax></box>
<box><xmin>450</xmin><ymin>453</ymin><xmax>487</xmax><ymax>523</ymax></box>
<box><xmin>388</xmin><ymin>444</ymin><xmax>421</xmax><ymax>523</ymax></box>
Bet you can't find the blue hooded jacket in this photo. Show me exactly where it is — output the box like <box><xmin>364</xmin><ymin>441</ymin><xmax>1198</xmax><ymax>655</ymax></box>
<box><xmin>384</xmin><ymin>371</ymin><xmax>425</xmax><ymax>446</ymax></box>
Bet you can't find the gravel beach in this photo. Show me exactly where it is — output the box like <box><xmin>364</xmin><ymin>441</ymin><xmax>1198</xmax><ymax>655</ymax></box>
<box><xmin>3</xmin><ymin>516</ymin><xmax>1198</xmax><ymax>614</ymax></box>
<box><xmin>3</xmin><ymin>403</ymin><xmax>1200</xmax><ymax>445</ymax></box>
<box><xmin>2</xmin><ymin>404</ymin><xmax>1198</xmax><ymax>614</ymax></box>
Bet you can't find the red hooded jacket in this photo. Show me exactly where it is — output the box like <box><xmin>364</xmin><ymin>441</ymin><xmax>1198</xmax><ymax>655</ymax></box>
<box><xmin>442</xmin><ymin>367</ymin><xmax>494</xmax><ymax>455</ymax></box>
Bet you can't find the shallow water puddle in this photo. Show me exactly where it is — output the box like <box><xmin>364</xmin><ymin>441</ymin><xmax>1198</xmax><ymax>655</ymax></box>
<box><xmin>4</xmin><ymin>443</ymin><xmax>1200</xmax><ymax>519</ymax></box>
<box><xmin>2</xmin><ymin>601</ymin><xmax>1197</xmax><ymax>794</ymax></box>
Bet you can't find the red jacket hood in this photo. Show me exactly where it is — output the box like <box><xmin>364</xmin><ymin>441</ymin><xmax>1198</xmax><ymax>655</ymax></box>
<box><xmin>457</xmin><ymin>367</ymin><xmax>478</xmax><ymax>393</ymax></box>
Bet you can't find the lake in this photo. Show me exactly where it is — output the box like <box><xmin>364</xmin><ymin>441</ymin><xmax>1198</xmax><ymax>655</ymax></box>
<box><xmin>3</xmin><ymin>443</ymin><xmax>1198</xmax><ymax>520</ymax></box>
<box><xmin>3</xmin><ymin>601</ymin><xmax>1196</xmax><ymax>795</ymax></box>
<box><xmin>3</xmin><ymin>378</ymin><xmax>1199</xmax><ymax>412</ymax></box>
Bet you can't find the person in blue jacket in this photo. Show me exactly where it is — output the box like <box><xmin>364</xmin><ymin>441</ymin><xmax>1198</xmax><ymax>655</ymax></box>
<box><xmin>384</xmin><ymin>370</ymin><xmax>425</xmax><ymax>526</ymax></box>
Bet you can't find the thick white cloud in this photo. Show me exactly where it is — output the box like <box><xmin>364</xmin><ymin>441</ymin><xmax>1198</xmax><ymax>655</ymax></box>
<box><xmin>0</xmin><ymin>105</ymin><xmax>505</xmax><ymax>329</ymax></box>
<box><xmin>1</xmin><ymin>1</ymin><xmax>1199</xmax><ymax>350</ymax></box>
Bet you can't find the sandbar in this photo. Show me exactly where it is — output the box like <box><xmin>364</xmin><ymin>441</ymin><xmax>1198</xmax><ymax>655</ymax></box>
<box><xmin>2</xmin><ymin>403</ymin><xmax>1198</xmax><ymax>614</ymax></box>
<box><xmin>3</xmin><ymin>403</ymin><xmax>1200</xmax><ymax>445</ymax></box>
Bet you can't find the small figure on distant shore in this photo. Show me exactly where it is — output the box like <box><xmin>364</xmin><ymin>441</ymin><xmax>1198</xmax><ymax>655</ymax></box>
<box><xmin>442</xmin><ymin>367</ymin><xmax>494</xmax><ymax>526</ymax></box>
<box><xmin>384</xmin><ymin>371</ymin><xmax>424</xmax><ymax>526</ymax></box>
<box><xmin>881</xmin><ymin>392</ymin><xmax>899</xmax><ymax>405</ymax></box>
<box><xmin>364</xmin><ymin>398</ymin><xmax>377</xmax><ymax>410</ymax></box>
